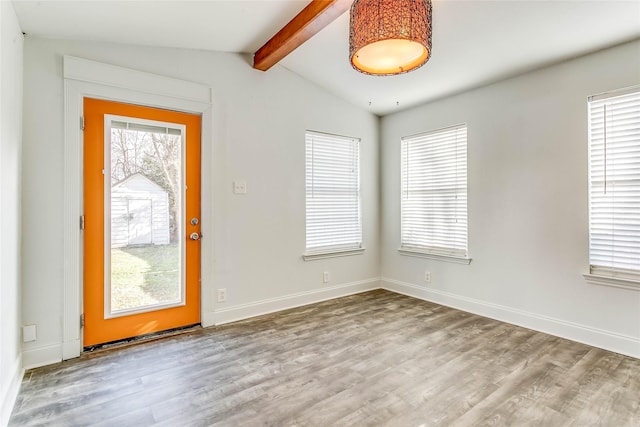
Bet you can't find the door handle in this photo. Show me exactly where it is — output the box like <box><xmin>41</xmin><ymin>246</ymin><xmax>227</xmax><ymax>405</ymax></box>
<box><xmin>189</xmin><ymin>232</ymin><xmax>201</xmax><ymax>241</ymax></box>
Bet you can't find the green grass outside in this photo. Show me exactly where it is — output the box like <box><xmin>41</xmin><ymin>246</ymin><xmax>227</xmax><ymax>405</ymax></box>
<box><xmin>111</xmin><ymin>243</ymin><xmax>180</xmax><ymax>311</ymax></box>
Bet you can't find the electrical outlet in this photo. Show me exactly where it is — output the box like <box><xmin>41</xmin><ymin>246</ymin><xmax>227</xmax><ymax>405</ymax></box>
<box><xmin>23</xmin><ymin>325</ymin><xmax>37</xmax><ymax>342</ymax></box>
<box><xmin>424</xmin><ymin>271</ymin><xmax>431</xmax><ymax>283</ymax></box>
<box><xmin>217</xmin><ymin>288</ymin><xmax>227</xmax><ymax>302</ymax></box>
<box><xmin>323</xmin><ymin>271</ymin><xmax>330</xmax><ymax>283</ymax></box>
<box><xmin>233</xmin><ymin>180</ymin><xmax>247</xmax><ymax>194</ymax></box>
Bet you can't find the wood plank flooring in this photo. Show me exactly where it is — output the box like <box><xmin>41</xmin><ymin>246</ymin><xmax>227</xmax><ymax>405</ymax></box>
<box><xmin>9</xmin><ymin>290</ymin><xmax>640</xmax><ymax>426</ymax></box>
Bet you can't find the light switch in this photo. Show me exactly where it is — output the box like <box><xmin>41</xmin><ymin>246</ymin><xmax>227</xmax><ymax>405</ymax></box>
<box><xmin>23</xmin><ymin>324</ymin><xmax>37</xmax><ymax>342</ymax></box>
<box><xmin>233</xmin><ymin>180</ymin><xmax>247</xmax><ymax>194</ymax></box>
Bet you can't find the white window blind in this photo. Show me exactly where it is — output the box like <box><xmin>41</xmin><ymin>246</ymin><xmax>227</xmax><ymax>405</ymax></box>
<box><xmin>401</xmin><ymin>124</ymin><xmax>468</xmax><ymax>259</ymax></box>
<box><xmin>305</xmin><ymin>131</ymin><xmax>361</xmax><ymax>254</ymax></box>
<box><xmin>588</xmin><ymin>88</ymin><xmax>640</xmax><ymax>281</ymax></box>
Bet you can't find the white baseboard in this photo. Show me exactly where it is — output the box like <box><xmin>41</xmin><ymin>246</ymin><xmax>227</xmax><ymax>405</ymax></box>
<box><xmin>213</xmin><ymin>278</ymin><xmax>380</xmax><ymax>326</ymax></box>
<box><xmin>1</xmin><ymin>354</ymin><xmax>23</xmax><ymax>427</ymax></box>
<box><xmin>22</xmin><ymin>344</ymin><xmax>62</xmax><ymax>370</ymax></box>
<box><xmin>381</xmin><ymin>277</ymin><xmax>640</xmax><ymax>359</ymax></box>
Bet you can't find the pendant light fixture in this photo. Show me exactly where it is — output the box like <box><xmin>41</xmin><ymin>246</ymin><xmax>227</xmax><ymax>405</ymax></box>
<box><xmin>349</xmin><ymin>0</ymin><xmax>432</xmax><ymax>76</ymax></box>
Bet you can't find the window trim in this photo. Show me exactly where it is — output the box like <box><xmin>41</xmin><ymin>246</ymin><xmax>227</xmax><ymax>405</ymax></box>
<box><xmin>583</xmin><ymin>273</ymin><xmax>640</xmax><ymax>291</ymax></box>
<box><xmin>398</xmin><ymin>247</ymin><xmax>471</xmax><ymax>264</ymax></box>
<box><xmin>399</xmin><ymin>124</ymin><xmax>470</xmax><ymax>263</ymax></box>
<box><xmin>303</xmin><ymin>247</ymin><xmax>365</xmax><ymax>261</ymax></box>
<box><xmin>303</xmin><ymin>130</ymin><xmax>363</xmax><ymax>260</ymax></box>
<box><xmin>585</xmin><ymin>84</ymin><xmax>640</xmax><ymax>291</ymax></box>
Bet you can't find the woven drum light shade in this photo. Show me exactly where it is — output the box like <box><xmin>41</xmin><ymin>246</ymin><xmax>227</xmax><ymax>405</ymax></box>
<box><xmin>349</xmin><ymin>0</ymin><xmax>432</xmax><ymax>75</ymax></box>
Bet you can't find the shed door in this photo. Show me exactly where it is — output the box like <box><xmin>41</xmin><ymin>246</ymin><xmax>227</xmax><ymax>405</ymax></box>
<box><xmin>127</xmin><ymin>198</ymin><xmax>153</xmax><ymax>245</ymax></box>
<box><xmin>83</xmin><ymin>98</ymin><xmax>201</xmax><ymax>347</ymax></box>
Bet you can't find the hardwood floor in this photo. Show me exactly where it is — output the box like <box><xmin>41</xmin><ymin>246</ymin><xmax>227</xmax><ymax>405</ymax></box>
<box><xmin>9</xmin><ymin>290</ymin><xmax>640</xmax><ymax>426</ymax></box>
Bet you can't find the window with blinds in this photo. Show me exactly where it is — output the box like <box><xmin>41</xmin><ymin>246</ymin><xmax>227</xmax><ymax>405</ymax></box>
<box><xmin>400</xmin><ymin>124</ymin><xmax>468</xmax><ymax>260</ymax></box>
<box><xmin>588</xmin><ymin>87</ymin><xmax>640</xmax><ymax>282</ymax></box>
<box><xmin>305</xmin><ymin>131</ymin><xmax>362</xmax><ymax>256</ymax></box>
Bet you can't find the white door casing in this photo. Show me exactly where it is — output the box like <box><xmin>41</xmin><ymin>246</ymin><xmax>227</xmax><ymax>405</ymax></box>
<box><xmin>63</xmin><ymin>56</ymin><xmax>213</xmax><ymax>360</ymax></box>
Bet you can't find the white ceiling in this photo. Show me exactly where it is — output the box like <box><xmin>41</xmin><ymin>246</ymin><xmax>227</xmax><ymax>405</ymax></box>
<box><xmin>12</xmin><ymin>0</ymin><xmax>640</xmax><ymax>116</ymax></box>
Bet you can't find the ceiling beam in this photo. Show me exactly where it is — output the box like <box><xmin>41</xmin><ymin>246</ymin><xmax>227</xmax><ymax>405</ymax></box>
<box><xmin>253</xmin><ymin>0</ymin><xmax>353</xmax><ymax>71</ymax></box>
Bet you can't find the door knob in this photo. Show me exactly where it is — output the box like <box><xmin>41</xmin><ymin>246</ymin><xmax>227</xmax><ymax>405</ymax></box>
<box><xmin>189</xmin><ymin>232</ymin><xmax>201</xmax><ymax>241</ymax></box>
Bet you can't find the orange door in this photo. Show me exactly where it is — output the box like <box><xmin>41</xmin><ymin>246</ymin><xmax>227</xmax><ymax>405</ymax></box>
<box><xmin>83</xmin><ymin>98</ymin><xmax>201</xmax><ymax>347</ymax></box>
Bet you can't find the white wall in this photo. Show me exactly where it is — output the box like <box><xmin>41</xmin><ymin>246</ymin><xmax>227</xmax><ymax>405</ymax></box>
<box><xmin>381</xmin><ymin>40</ymin><xmax>640</xmax><ymax>358</ymax></box>
<box><xmin>0</xmin><ymin>1</ymin><xmax>24</xmax><ymax>425</ymax></box>
<box><xmin>21</xmin><ymin>38</ymin><xmax>380</xmax><ymax>367</ymax></box>
<box><xmin>17</xmin><ymin>24</ymin><xmax>639</xmax><ymax>375</ymax></box>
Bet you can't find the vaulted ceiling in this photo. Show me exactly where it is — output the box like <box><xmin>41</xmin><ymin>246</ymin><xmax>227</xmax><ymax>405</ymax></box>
<box><xmin>12</xmin><ymin>0</ymin><xmax>640</xmax><ymax>115</ymax></box>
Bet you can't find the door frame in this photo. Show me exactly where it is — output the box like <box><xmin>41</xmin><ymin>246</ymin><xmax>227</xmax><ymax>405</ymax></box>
<box><xmin>63</xmin><ymin>56</ymin><xmax>213</xmax><ymax>359</ymax></box>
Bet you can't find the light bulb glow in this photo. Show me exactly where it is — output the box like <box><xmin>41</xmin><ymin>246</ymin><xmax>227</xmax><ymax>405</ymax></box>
<box><xmin>352</xmin><ymin>39</ymin><xmax>428</xmax><ymax>75</ymax></box>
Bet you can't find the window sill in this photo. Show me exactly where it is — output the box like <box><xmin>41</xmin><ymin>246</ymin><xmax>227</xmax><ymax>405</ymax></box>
<box><xmin>303</xmin><ymin>248</ymin><xmax>365</xmax><ymax>261</ymax></box>
<box><xmin>398</xmin><ymin>248</ymin><xmax>471</xmax><ymax>265</ymax></box>
<box><xmin>583</xmin><ymin>274</ymin><xmax>640</xmax><ymax>291</ymax></box>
